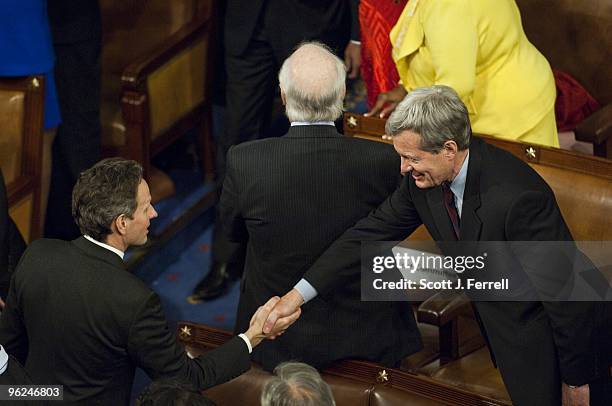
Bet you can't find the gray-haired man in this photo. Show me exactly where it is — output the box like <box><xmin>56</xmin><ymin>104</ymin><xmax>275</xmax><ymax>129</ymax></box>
<box><xmin>266</xmin><ymin>86</ymin><xmax>609</xmax><ymax>405</ymax></box>
<box><xmin>211</xmin><ymin>42</ymin><xmax>421</xmax><ymax>371</ymax></box>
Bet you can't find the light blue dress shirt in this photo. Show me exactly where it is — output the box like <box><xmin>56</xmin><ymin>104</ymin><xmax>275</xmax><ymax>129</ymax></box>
<box><xmin>449</xmin><ymin>152</ymin><xmax>469</xmax><ymax>218</ymax></box>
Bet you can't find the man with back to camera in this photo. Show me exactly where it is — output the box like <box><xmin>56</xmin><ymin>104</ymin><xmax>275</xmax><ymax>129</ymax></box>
<box><xmin>264</xmin><ymin>86</ymin><xmax>611</xmax><ymax>405</ymax></box>
<box><xmin>219</xmin><ymin>42</ymin><xmax>421</xmax><ymax>371</ymax></box>
<box><xmin>190</xmin><ymin>0</ymin><xmax>362</xmax><ymax>302</ymax></box>
<box><xmin>0</xmin><ymin>158</ymin><xmax>300</xmax><ymax>404</ymax></box>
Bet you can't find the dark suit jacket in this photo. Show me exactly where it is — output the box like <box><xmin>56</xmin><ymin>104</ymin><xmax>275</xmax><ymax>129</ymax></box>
<box><xmin>0</xmin><ymin>237</ymin><xmax>250</xmax><ymax>405</ymax></box>
<box><xmin>303</xmin><ymin>137</ymin><xmax>603</xmax><ymax>405</ymax></box>
<box><xmin>223</xmin><ymin>125</ymin><xmax>421</xmax><ymax>371</ymax></box>
<box><xmin>225</xmin><ymin>0</ymin><xmax>358</xmax><ymax>57</ymax></box>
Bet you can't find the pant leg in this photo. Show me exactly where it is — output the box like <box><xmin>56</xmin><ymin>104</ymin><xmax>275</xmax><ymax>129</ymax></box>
<box><xmin>217</xmin><ymin>38</ymin><xmax>278</xmax><ymax>184</ymax></box>
<box><xmin>474</xmin><ymin>301</ymin><xmax>562</xmax><ymax>405</ymax></box>
<box><xmin>212</xmin><ymin>37</ymin><xmax>278</xmax><ymax>268</ymax></box>
<box><xmin>45</xmin><ymin>37</ymin><xmax>101</xmax><ymax>239</ymax></box>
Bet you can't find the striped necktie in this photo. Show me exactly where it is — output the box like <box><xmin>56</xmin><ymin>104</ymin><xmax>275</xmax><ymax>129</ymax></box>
<box><xmin>442</xmin><ymin>182</ymin><xmax>460</xmax><ymax>239</ymax></box>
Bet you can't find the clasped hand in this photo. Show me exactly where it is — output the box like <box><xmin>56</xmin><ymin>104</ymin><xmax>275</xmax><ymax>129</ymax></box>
<box><xmin>245</xmin><ymin>294</ymin><xmax>302</xmax><ymax>347</ymax></box>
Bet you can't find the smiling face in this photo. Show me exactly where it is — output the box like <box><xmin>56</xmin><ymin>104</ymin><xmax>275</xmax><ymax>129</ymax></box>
<box><xmin>123</xmin><ymin>180</ymin><xmax>158</xmax><ymax>247</ymax></box>
<box><xmin>392</xmin><ymin>130</ymin><xmax>457</xmax><ymax>189</ymax></box>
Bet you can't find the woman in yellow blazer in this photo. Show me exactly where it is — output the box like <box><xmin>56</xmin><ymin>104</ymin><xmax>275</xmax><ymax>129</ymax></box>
<box><xmin>367</xmin><ymin>0</ymin><xmax>558</xmax><ymax>147</ymax></box>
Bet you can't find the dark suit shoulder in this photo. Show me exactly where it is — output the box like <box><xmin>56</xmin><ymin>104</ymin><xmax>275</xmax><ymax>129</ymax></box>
<box><xmin>17</xmin><ymin>238</ymin><xmax>152</xmax><ymax>303</ymax></box>
<box><xmin>231</xmin><ymin>133</ymin><xmax>397</xmax><ymax>161</ymax></box>
<box><xmin>477</xmin><ymin>139</ymin><xmax>552</xmax><ymax>195</ymax></box>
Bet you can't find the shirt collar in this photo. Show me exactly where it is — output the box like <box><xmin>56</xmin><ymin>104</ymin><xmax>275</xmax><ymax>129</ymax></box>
<box><xmin>290</xmin><ymin>121</ymin><xmax>335</xmax><ymax>127</ymax></box>
<box><xmin>450</xmin><ymin>151</ymin><xmax>469</xmax><ymax>204</ymax></box>
<box><xmin>83</xmin><ymin>235</ymin><xmax>125</xmax><ymax>260</ymax></box>
<box><xmin>0</xmin><ymin>345</ymin><xmax>8</xmax><ymax>375</ymax></box>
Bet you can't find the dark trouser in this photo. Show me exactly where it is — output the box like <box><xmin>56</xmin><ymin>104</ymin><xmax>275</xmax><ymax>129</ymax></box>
<box><xmin>210</xmin><ymin>26</ymin><xmax>289</xmax><ymax>271</ymax></box>
<box><xmin>45</xmin><ymin>37</ymin><xmax>101</xmax><ymax>240</ymax></box>
<box><xmin>476</xmin><ymin>301</ymin><xmax>612</xmax><ymax>405</ymax></box>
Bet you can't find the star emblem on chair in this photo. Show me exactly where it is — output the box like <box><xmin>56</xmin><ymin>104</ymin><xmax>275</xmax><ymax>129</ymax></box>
<box><xmin>179</xmin><ymin>325</ymin><xmax>192</xmax><ymax>339</ymax></box>
<box><xmin>377</xmin><ymin>369</ymin><xmax>389</xmax><ymax>383</ymax></box>
<box><xmin>347</xmin><ymin>115</ymin><xmax>358</xmax><ymax>129</ymax></box>
<box><xmin>525</xmin><ymin>146</ymin><xmax>538</xmax><ymax>160</ymax></box>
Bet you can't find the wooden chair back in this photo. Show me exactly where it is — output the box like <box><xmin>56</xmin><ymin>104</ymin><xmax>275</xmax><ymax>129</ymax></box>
<box><xmin>0</xmin><ymin>76</ymin><xmax>45</xmax><ymax>241</ymax></box>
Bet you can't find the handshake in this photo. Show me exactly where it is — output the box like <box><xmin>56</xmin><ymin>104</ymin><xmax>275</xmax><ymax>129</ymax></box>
<box><xmin>242</xmin><ymin>289</ymin><xmax>305</xmax><ymax>347</ymax></box>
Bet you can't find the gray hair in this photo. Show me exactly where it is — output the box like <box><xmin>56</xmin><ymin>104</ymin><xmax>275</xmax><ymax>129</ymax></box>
<box><xmin>72</xmin><ymin>158</ymin><xmax>143</xmax><ymax>242</ymax></box>
<box><xmin>278</xmin><ymin>42</ymin><xmax>346</xmax><ymax>122</ymax></box>
<box><xmin>261</xmin><ymin>362</ymin><xmax>335</xmax><ymax>406</ymax></box>
<box><xmin>385</xmin><ymin>85</ymin><xmax>471</xmax><ymax>152</ymax></box>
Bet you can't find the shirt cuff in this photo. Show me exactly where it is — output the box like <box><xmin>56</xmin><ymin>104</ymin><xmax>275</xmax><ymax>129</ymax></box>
<box><xmin>350</xmin><ymin>40</ymin><xmax>361</xmax><ymax>46</ymax></box>
<box><xmin>237</xmin><ymin>333</ymin><xmax>253</xmax><ymax>354</ymax></box>
<box><xmin>293</xmin><ymin>279</ymin><xmax>318</xmax><ymax>303</ymax></box>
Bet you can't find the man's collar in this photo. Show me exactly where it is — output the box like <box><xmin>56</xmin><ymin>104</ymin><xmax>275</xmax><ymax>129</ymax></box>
<box><xmin>449</xmin><ymin>151</ymin><xmax>469</xmax><ymax>207</ymax></box>
<box><xmin>83</xmin><ymin>235</ymin><xmax>125</xmax><ymax>259</ymax></box>
<box><xmin>290</xmin><ymin>121</ymin><xmax>335</xmax><ymax>126</ymax></box>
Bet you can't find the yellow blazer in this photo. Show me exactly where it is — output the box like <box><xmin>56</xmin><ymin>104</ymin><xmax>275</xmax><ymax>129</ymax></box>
<box><xmin>390</xmin><ymin>0</ymin><xmax>558</xmax><ymax>147</ymax></box>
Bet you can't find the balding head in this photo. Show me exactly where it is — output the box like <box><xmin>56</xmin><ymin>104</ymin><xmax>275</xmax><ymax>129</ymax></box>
<box><xmin>279</xmin><ymin>42</ymin><xmax>346</xmax><ymax>122</ymax></box>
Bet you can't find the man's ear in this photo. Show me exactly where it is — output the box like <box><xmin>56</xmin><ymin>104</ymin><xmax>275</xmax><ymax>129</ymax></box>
<box><xmin>280</xmin><ymin>88</ymin><xmax>286</xmax><ymax>106</ymax></box>
<box><xmin>114</xmin><ymin>214</ymin><xmax>128</xmax><ymax>236</ymax></box>
<box><xmin>443</xmin><ymin>140</ymin><xmax>458</xmax><ymax>158</ymax></box>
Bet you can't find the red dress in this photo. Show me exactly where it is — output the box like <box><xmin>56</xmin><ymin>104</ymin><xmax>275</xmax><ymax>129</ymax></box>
<box><xmin>359</xmin><ymin>0</ymin><xmax>408</xmax><ymax>108</ymax></box>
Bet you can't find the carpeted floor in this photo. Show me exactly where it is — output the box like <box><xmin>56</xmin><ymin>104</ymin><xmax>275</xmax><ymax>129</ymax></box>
<box><xmin>128</xmin><ymin>167</ymin><xmax>240</xmax><ymax>402</ymax></box>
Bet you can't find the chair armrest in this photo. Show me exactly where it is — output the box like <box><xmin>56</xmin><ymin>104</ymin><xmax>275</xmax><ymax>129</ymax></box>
<box><xmin>120</xmin><ymin>16</ymin><xmax>212</xmax><ymax>90</ymax></box>
<box><xmin>416</xmin><ymin>291</ymin><xmax>472</xmax><ymax>326</ymax></box>
<box><xmin>417</xmin><ymin>292</ymin><xmax>484</xmax><ymax>363</ymax></box>
<box><xmin>575</xmin><ymin>103</ymin><xmax>612</xmax><ymax>157</ymax></box>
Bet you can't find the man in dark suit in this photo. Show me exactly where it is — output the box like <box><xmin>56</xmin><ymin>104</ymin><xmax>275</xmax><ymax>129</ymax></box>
<box><xmin>220</xmin><ymin>42</ymin><xmax>420</xmax><ymax>371</ymax></box>
<box><xmin>264</xmin><ymin>86</ymin><xmax>610</xmax><ymax>405</ymax></box>
<box><xmin>0</xmin><ymin>158</ymin><xmax>299</xmax><ymax>404</ymax></box>
<box><xmin>191</xmin><ymin>0</ymin><xmax>362</xmax><ymax>301</ymax></box>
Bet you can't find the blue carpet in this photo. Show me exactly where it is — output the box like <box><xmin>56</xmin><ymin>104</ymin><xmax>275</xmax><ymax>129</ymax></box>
<box><xmin>129</xmin><ymin>168</ymin><xmax>240</xmax><ymax>402</ymax></box>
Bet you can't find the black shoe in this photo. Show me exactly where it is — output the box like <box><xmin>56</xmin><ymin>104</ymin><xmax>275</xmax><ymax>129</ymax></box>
<box><xmin>187</xmin><ymin>262</ymin><xmax>233</xmax><ymax>303</ymax></box>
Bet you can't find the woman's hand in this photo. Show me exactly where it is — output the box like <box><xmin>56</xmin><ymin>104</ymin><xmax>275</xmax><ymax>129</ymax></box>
<box><xmin>365</xmin><ymin>85</ymin><xmax>408</xmax><ymax>118</ymax></box>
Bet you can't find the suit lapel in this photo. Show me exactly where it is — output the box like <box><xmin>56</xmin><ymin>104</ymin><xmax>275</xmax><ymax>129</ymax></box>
<box><xmin>459</xmin><ymin>140</ymin><xmax>484</xmax><ymax>241</ymax></box>
<box><xmin>425</xmin><ymin>186</ymin><xmax>458</xmax><ymax>241</ymax></box>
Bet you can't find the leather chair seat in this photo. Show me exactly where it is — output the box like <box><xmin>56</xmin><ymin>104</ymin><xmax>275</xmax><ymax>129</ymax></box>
<box><xmin>401</xmin><ymin>320</ymin><xmax>439</xmax><ymax>371</ymax></box>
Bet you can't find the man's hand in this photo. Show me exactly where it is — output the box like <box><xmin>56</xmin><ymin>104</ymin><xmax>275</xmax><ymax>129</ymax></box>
<box><xmin>244</xmin><ymin>296</ymin><xmax>280</xmax><ymax>347</ymax></box>
<box><xmin>365</xmin><ymin>85</ymin><xmax>408</xmax><ymax>119</ymax></box>
<box><xmin>344</xmin><ymin>42</ymin><xmax>361</xmax><ymax>79</ymax></box>
<box><xmin>263</xmin><ymin>289</ymin><xmax>304</xmax><ymax>336</ymax></box>
<box><xmin>562</xmin><ymin>383</ymin><xmax>589</xmax><ymax>406</ymax></box>
<box><xmin>244</xmin><ymin>295</ymin><xmax>302</xmax><ymax>347</ymax></box>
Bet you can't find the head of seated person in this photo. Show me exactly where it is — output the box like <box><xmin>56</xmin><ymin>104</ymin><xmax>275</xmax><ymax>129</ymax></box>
<box><xmin>278</xmin><ymin>41</ymin><xmax>346</xmax><ymax>123</ymax></box>
<box><xmin>136</xmin><ymin>378</ymin><xmax>216</xmax><ymax>406</ymax></box>
<box><xmin>261</xmin><ymin>362</ymin><xmax>335</xmax><ymax>406</ymax></box>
